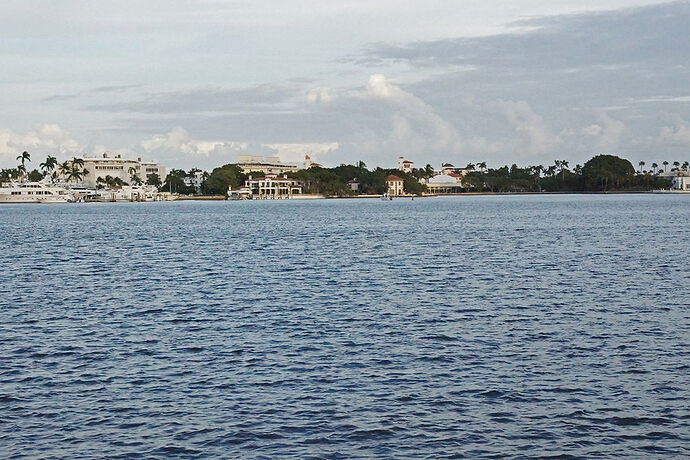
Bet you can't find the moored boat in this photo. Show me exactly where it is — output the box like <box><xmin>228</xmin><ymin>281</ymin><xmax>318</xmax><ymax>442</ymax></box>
<box><xmin>0</xmin><ymin>181</ymin><xmax>75</xmax><ymax>203</ymax></box>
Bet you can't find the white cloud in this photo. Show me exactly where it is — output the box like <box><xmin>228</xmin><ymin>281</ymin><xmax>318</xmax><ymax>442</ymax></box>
<box><xmin>138</xmin><ymin>127</ymin><xmax>248</xmax><ymax>158</ymax></box>
<box><xmin>306</xmin><ymin>87</ymin><xmax>335</xmax><ymax>105</ymax></box>
<box><xmin>262</xmin><ymin>142</ymin><xmax>340</xmax><ymax>164</ymax></box>
<box><xmin>355</xmin><ymin>74</ymin><xmax>462</xmax><ymax>156</ymax></box>
<box><xmin>0</xmin><ymin>124</ymin><xmax>81</xmax><ymax>167</ymax></box>
<box><xmin>658</xmin><ymin>124</ymin><xmax>690</xmax><ymax>146</ymax></box>
<box><xmin>580</xmin><ymin>113</ymin><xmax>626</xmax><ymax>150</ymax></box>
<box><xmin>494</xmin><ymin>100</ymin><xmax>561</xmax><ymax>156</ymax></box>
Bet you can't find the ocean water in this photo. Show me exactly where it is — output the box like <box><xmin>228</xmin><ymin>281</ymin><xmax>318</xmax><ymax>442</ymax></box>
<box><xmin>1</xmin><ymin>194</ymin><xmax>689</xmax><ymax>459</ymax></box>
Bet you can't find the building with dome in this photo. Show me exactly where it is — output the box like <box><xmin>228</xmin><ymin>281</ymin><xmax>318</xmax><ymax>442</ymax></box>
<box><xmin>426</xmin><ymin>173</ymin><xmax>464</xmax><ymax>194</ymax></box>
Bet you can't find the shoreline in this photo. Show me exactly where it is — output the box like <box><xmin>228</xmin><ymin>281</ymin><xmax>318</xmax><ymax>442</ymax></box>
<box><xmin>177</xmin><ymin>190</ymin><xmax>689</xmax><ymax>200</ymax></box>
<box><xmin>3</xmin><ymin>190</ymin><xmax>686</xmax><ymax>205</ymax></box>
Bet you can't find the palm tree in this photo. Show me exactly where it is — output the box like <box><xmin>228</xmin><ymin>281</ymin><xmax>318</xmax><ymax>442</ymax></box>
<box><xmin>638</xmin><ymin>161</ymin><xmax>645</xmax><ymax>173</ymax></box>
<box><xmin>57</xmin><ymin>161</ymin><xmax>70</xmax><ymax>181</ymax></box>
<box><xmin>673</xmin><ymin>161</ymin><xmax>680</xmax><ymax>171</ymax></box>
<box><xmin>683</xmin><ymin>161</ymin><xmax>689</xmax><ymax>172</ymax></box>
<box><xmin>16</xmin><ymin>151</ymin><xmax>30</xmax><ymax>168</ymax></box>
<box><xmin>128</xmin><ymin>166</ymin><xmax>137</xmax><ymax>183</ymax></box>
<box><xmin>478</xmin><ymin>162</ymin><xmax>487</xmax><ymax>172</ymax></box>
<box><xmin>651</xmin><ymin>162</ymin><xmax>659</xmax><ymax>174</ymax></box>
<box><xmin>71</xmin><ymin>157</ymin><xmax>85</xmax><ymax>168</ymax></box>
<box><xmin>663</xmin><ymin>160</ymin><xmax>669</xmax><ymax>172</ymax></box>
<box><xmin>40</xmin><ymin>155</ymin><xmax>58</xmax><ymax>178</ymax></box>
<box><xmin>558</xmin><ymin>160</ymin><xmax>570</xmax><ymax>180</ymax></box>
<box><xmin>67</xmin><ymin>165</ymin><xmax>87</xmax><ymax>183</ymax></box>
<box><xmin>16</xmin><ymin>151</ymin><xmax>30</xmax><ymax>179</ymax></box>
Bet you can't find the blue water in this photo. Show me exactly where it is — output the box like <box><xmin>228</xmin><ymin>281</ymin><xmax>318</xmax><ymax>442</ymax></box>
<box><xmin>1</xmin><ymin>195</ymin><xmax>689</xmax><ymax>459</ymax></box>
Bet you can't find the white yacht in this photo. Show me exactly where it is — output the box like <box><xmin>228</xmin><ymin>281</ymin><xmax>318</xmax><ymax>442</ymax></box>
<box><xmin>0</xmin><ymin>181</ymin><xmax>75</xmax><ymax>203</ymax></box>
<box><xmin>77</xmin><ymin>185</ymin><xmax>168</xmax><ymax>202</ymax></box>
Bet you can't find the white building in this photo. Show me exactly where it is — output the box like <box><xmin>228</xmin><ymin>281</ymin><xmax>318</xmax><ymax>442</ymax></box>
<box><xmin>440</xmin><ymin>163</ymin><xmax>456</xmax><ymax>175</ymax></box>
<box><xmin>65</xmin><ymin>152</ymin><xmax>166</xmax><ymax>188</ymax></box>
<box><xmin>672</xmin><ymin>174</ymin><xmax>690</xmax><ymax>191</ymax></box>
<box><xmin>439</xmin><ymin>163</ymin><xmax>475</xmax><ymax>176</ymax></box>
<box><xmin>398</xmin><ymin>157</ymin><xmax>414</xmax><ymax>173</ymax></box>
<box><xmin>244</xmin><ymin>173</ymin><xmax>303</xmax><ymax>199</ymax></box>
<box><xmin>237</xmin><ymin>155</ymin><xmax>298</xmax><ymax>175</ymax></box>
<box><xmin>426</xmin><ymin>174</ymin><xmax>464</xmax><ymax>194</ymax></box>
<box><xmin>303</xmin><ymin>154</ymin><xmax>324</xmax><ymax>169</ymax></box>
<box><xmin>386</xmin><ymin>174</ymin><xmax>404</xmax><ymax>196</ymax></box>
<box><xmin>183</xmin><ymin>170</ymin><xmax>207</xmax><ymax>193</ymax></box>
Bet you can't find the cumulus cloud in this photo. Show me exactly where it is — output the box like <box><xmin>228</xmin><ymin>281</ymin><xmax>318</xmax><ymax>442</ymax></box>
<box><xmin>658</xmin><ymin>124</ymin><xmax>690</xmax><ymax>146</ymax></box>
<box><xmin>138</xmin><ymin>127</ymin><xmax>248</xmax><ymax>158</ymax></box>
<box><xmin>262</xmin><ymin>142</ymin><xmax>340</xmax><ymax>164</ymax></box>
<box><xmin>580</xmin><ymin>113</ymin><xmax>626</xmax><ymax>150</ymax></box>
<box><xmin>493</xmin><ymin>100</ymin><xmax>561</xmax><ymax>156</ymax></box>
<box><xmin>0</xmin><ymin>124</ymin><xmax>81</xmax><ymax>167</ymax></box>
<box><xmin>306</xmin><ymin>87</ymin><xmax>335</xmax><ymax>105</ymax></box>
<box><xmin>356</xmin><ymin>74</ymin><xmax>462</xmax><ymax>156</ymax></box>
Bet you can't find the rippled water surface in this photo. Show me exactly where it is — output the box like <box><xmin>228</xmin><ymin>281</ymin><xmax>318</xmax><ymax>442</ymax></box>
<box><xmin>1</xmin><ymin>195</ymin><xmax>689</xmax><ymax>459</ymax></box>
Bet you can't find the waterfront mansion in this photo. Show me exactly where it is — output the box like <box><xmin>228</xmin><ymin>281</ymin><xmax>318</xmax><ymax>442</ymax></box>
<box><xmin>229</xmin><ymin>173</ymin><xmax>303</xmax><ymax>199</ymax></box>
<box><xmin>64</xmin><ymin>152</ymin><xmax>166</xmax><ymax>188</ymax></box>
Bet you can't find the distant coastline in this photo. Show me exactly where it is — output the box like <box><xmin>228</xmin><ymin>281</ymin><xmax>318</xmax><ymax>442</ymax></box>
<box><xmin>172</xmin><ymin>189</ymin><xmax>690</xmax><ymax>202</ymax></box>
<box><xmin>3</xmin><ymin>152</ymin><xmax>689</xmax><ymax>203</ymax></box>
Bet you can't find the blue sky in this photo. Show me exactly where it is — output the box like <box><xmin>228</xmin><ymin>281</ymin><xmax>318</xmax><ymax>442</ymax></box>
<box><xmin>1</xmin><ymin>0</ymin><xmax>688</xmax><ymax>170</ymax></box>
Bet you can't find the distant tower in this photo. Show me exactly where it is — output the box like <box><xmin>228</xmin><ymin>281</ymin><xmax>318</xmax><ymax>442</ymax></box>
<box><xmin>398</xmin><ymin>156</ymin><xmax>413</xmax><ymax>174</ymax></box>
<box><xmin>303</xmin><ymin>154</ymin><xmax>312</xmax><ymax>169</ymax></box>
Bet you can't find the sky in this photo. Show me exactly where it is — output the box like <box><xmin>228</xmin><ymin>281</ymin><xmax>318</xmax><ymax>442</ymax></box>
<box><xmin>1</xmin><ymin>0</ymin><xmax>689</xmax><ymax>170</ymax></box>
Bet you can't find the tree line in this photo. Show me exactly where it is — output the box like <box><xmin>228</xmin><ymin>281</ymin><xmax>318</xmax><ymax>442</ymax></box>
<box><xmin>2</xmin><ymin>152</ymin><xmax>683</xmax><ymax>195</ymax></box>
<box><xmin>197</xmin><ymin>154</ymin><xmax>679</xmax><ymax>196</ymax></box>
<box><xmin>460</xmin><ymin>155</ymin><xmax>674</xmax><ymax>193</ymax></box>
<box><xmin>0</xmin><ymin>152</ymin><xmax>91</xmax><ymax>184</ymax></box>
<box><xmin>0</xmin><ymin>152</ymin><xmax>164</xmax><ymax>188</ymax></box>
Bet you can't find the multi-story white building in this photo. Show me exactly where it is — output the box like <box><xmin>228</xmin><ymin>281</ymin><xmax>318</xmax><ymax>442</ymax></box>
<box><xmin>64</xmin><ymin>152</ymin><xmax>166</xmax><ymax>188</ymax></box>
<box><xmin>236</xmin><ymin>155</ymin><xmax>298</xmax><ymax>175</ymax></box>
<box><xmin>398</xmin><ymin>157</ymin><xmax>414</xmax><ymax>173</ymax></box>
<box><xmin>245</xmin><ymin>173</ymin><xmax>303</xmax><ymax>199</ymax></box>
<box><xmin>386</xmin><ymin>174</ymin><xmax>405</xmax><ymax>196</ymax></box>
